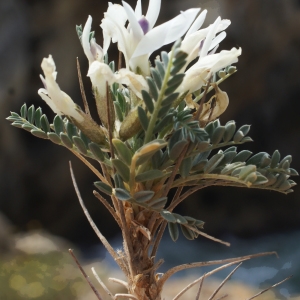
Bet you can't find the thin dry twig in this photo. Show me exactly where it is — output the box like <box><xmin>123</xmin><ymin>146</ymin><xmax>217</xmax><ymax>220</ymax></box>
<box><xmin>69</xmin><ymin>249</ymin><xmax>103</xmax><ymax>300</ymax></box>
<box><xmin>215</xmin><ymin>294</ymin><xmax>228</xmax><ymax>300</ymax></box>
<box><xmin>184</xmin><ymin>224</ymin><xmax>230</xmax><ymax>247</ymax></box>
<box><xmin>93</xmin><ymin>190</ymin><xmax>121</xmax><ymax>227</ymax></box>
<box><xmin>109</xmin><ymin>277</ymin><xmax>129</xmax><ymax>289</ymax></box>
<box><xmin>207</xmin><ymin>262</ymin><xmax>242</xmax><ymax>300</ymax></box>
<box><xmin>159</xmin><ymin>252</ymin><xmax>277</xmax><ymax>290</ymax></box>
<box><xmin>92</xmin><ymin>267</ymin><xmax>115</xmax><ymax>300</ymax></box>
<box><xmin>76</xmin><ymin>57</ymin><xmax>91</xmax><ymax>116</ymax></box>
<box><xmin>246</xmin><ymin>275</ymin><xmax>293</xmax><ymax>300</ymax></box>
<box><xmin>195</xmin><ymin>275</ymin><xmax>204</xmax><ymax>300</ymax></box>
<box><xmin>70</xmin><ymin>149</ymin><xmax>108</xmax><ymax>184</ymax></box>
<box><xmin>115</xmin><ymin>294</ymin><xmax>138</xmax><ymax>300</ymax></box>
<box><xmin>172</xmin><ymin>259</ymin><xmax>248</xmax><ymax>300</ymax></box>
<box><xmin>69</xmin><ymin>162</ymin><xmax>125</xmax><ymax>273</ymax></box>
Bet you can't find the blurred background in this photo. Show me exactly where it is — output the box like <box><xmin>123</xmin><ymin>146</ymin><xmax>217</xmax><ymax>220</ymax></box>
<box><xmin>1</xmin><ymin>0</ymin><xmax>300</xmax><ymax>299</ymax></box>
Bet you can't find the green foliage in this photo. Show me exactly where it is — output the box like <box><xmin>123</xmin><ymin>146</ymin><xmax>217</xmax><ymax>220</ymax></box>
<box><xmin>7</xmin><ymin>39</ymin><xmax>298</xmax><ymax>243</ymax></box>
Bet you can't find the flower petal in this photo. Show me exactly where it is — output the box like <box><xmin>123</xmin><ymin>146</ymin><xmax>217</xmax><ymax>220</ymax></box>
<box><xmin>134</xmin><ymin>0</ymin><xmax>142</xmax><ymax>19</ymax></box>
<box><xmin>185</xmin><ymin>9</ymin><xmax>207</xmax><ymax>37</ymax></box>
<box><xmin>132</xmin><ymin>8</ymin><xmax>200</xmax><ymax>58</ymax></box>
<box><xmin>82</xmin><ymin>16</ymin><xmax>94</xmax><ymax>63</ymax></box>
<box><xmin>145</xmin><ymin>0</ymin><xmax>161</xmax><ymax>29</ymax></box>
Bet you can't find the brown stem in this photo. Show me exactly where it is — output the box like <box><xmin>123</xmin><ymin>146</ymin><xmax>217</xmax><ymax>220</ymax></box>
<box><xmin>69</xmin><ymin>249</ymin><xmax>103</xmax><ymax>300</ymax></box>
<box><xmin>76</xmin><ymin>57</ymin><xmax>91</xmax><ymax>116</ymax></box>
<box><xmin>69</xmin><ymin>162</ymin><xmax>126</xmax><ymax>273</ymax></box>
<box><xmin>158</xmin><ymin>252</ymin><xmax>278</xmax><ymax>290</ymax></box>
<box><xmin>207</xmin><ymin>262</ymin><xmax>242</xmax><ymax>300</ymax></box>
<box><xmin>93</xmin><ymin>190</ymin><xmax>121</xmax><ymax>227</ymax></box>
<box><xmin>91</xmin><ymin>267</ymin><xmax>115</xmax><ymax>300</ymax></box>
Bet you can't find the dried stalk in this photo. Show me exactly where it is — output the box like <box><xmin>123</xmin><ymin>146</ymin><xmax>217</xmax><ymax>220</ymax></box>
<box><xmin>246</xmin><ymin>275</ymin><xmax>293</xmax><ymax>300</ymax></box>
<box><xmin>76</xmin><ymin>57</ymin><xmax>91</xmax><ymax>116</ymax></box>
<box><xmin>207</xmin><ymin>262</ymin><xmax>242</xmax><ymax>300</ymax></box>
<box><xmin>215</xmin><ymin>295</ymin><xmax>228</xmax><ymax>300</ymax></box>
<box><xmin>194</xmin><ymin>77</ymin><xmax>212</xmax><ymax>121</ymax></box>
<box><xmin>115</xmin><ymin>294</ymin><xmax>138</xmax><ymax>300</ymax></box>
<box><xmin>195</xmin><ymin>275</ymin><xmax>204</xmax><ymax>300</ymax></box>
<box><xmin>69</xmin><ymin>162</ymin><xmax>125</xmax><ymax>273</ymax></box>
<box><xmin>173</xmin><ymin>259</ymin><xmax>247</xmax><ymax>300</ymax></box>
<box><xmin>92</xmin><ymin>267</ymin><xmax>115</xmax><ymax>300</ymax></box>
<box><xmin>69</xmin><ymin>249</ymin><xmax>103</xmax><ymax>300</ymax></box>
<box><xmin>93</xmin><ymin>190</ymin><xmax>121</xmax><ymax>227</ymax></box>
<box><xmin>158</xmin><ymin>252</ymin><xmax>277</xmax><ymax>289</ymax></box>
<box><xmin>109</xmin><ymin>277</ymin><xmax>129</xmax><ymax>289</ymax></box>
<box><xmin>184</xmin><ymin>224</ymin><xmax>230</xmax><ymax>246</ymax></box>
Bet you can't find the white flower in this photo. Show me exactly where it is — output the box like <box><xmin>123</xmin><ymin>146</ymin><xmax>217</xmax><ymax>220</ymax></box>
<box><xmin>179</xmin><ymin>47</ymin><xmax>242</xmax><ymax>93</ymax></box>
<box><xmin>82</xmin><ymin>15</ymin><xmax>104</xmax><ymax>64</ymax></box>
<box><xmin>38</xmin><ymin>55</ymin><xmax>83</xmax><ymax>122</ymax></box>
<box><xmin>101</xmin><ymin>0</ymin><xmax>200</xmax><ymax>75</ymax></box>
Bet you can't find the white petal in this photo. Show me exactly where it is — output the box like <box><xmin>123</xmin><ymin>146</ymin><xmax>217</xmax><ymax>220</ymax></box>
<box><xmin>185</xmin><ymin>9</ymin><xmax>207</xmax><ymax>37</ymax></box>
<box><xmin>134</xmin><ymin>0</ymin><xmax>142</xmax><ymax>19</ymax></box>
<box><xmin>132</xmin><ymin>8</ymin><xmax>200</xmax><ymax>58</ymax></box>
<box><xmin>116</xmin><ymin>68</ymin><xmax>148</xmax><ymax>98</ymax></box>
<box><xmin>145</xmin><ymin>0</ymin><xmax>161</xmax><ymax>29</ymax></box>
<box><xmin>122</xmin><ymin>1</ymin><xmax>143</xmax><ymax>40</ymax></box>
<box><xmin>199</xmin><ymin>16</ymin><xmax>221</xmax><ymax>58</ymax></box>
<box><xmin>82</xmin><ymin>16</ymin><xmax>94</xmax><ymax>63</ymax></box>
<box><xmin>208</xmin><ymin>31</ymin><xmax>226</xmax><ymax>52</ymax></box>
<box><xmin>38</xmin><ymin>89</ymin><xmax>61</xmax><ymax>115</ymax></box>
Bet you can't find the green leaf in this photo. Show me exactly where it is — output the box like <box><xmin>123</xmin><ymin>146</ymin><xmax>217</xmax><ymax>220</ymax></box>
<box><xmin>112</xmin><ymin>159</ymin><xmax>130</xmax><ymax>182</ymax></box>
<box><xmin>161</xmin><ymin>51</ymin><xmax>169</xmax><ymax>67</ymax></box>
<box><xmin>169</xmin><ymin>140</ymin><xmax>188</xmax><ymax>160</ymax></box>
<box><xmin>60</xmin><ymin>133</ymin><xmax>73</xmax><ymax>149</ymax></box>
<box><xmin>247</xmin><ymin>152</ymin><xmax>268</xmax><ymax>166</ymax></box>
<box><xmin>220</xmin><ymin>162</ymin><xmax>245</xmax><ymax>175</ymax></box>
<box><xmin>31</xmin><ymin>129</ymin><xmax>48</xmax><ymax>139</ymax></box>
<box><xmin>238</xmin><ymin>165</ymin><xmax>256</xmax><ymax>180</ymax></box>
<box><xmin>155</xmin><ymin>60</ymin><xmax>165</xmax><ymax>78</ymax></box>
<box><xmin>47</xmin><ymin>132</ymin><xmax>61</xmax><ymax>144</ymax></box>
<box><xmin>191</xmin><ymin>159</ymin><xmax>207</xmax><ymax>172</ymax></box>
<box><xmin>233</xmin><ymin>130</ymin><xmax>244</xmax><ymax>143</ymax></box>
<box><xmin>232</xmin><ymin>150</ymin><xmax>252</xmax><ymax>163</ymax></box>
<box><xmin>167</xmin><ymin>74</ymin><xmax>185</xmax><ymax>90</ymax></box>
<box><xmin>270</xmin><ymin>150</ymin><xmax>280</xmax><ymax>168</ymax></box>
<box><xmin>220</xmin><ymin>151</ymin><xmax>237</xmax><ymax>165</ymax></box>
<box><xmin>79</xmin><ymin>131</ymin><xmax>90</xmax><ymax>148</ymax></box>
<box><xmin>204</xmin><ymin>153</ymin><xmax>224</xmax><ymax>173</ymax></box>
<box><xmin>73</xmin><ymin>136</ymin><xmax>88</xmax><ymax>155</ymax></box>
<box><xmin>34</xmin><ymin>108</ymin><xmax>42</xmax><ymax>128</ymax></box>
<box><xmin>22</xmin><ymin>124</ymin><xmax>34</xmax><ymax>132</ymax></box>
<box><xmin>278</xmin><ymin>155</ymin><xmax>292</xmax><ymax>169</ymax></box>
<box><xmin>135</xmin><ymin>169</ymin><xmax>165</xmax><ymax>182</ymax></box>
<box><xmin>40</xmin><ymin>114</ymin><xmax>51</xmax><ymax>133</ymax></box>
<box><xmin>27</xmin><ymin>105</ymin><xmax>35</xmax><ymax>124</ymax></box>
<box><xmin>148</xmin><ymin>197</ymin><xmax>168</xmax><ymax>209</ymax></box>
<box><xmin>20</xmin><ymin>103</ymin><xmax>27</xmax><ymax>118</ymax></box>
<box><xmin>168</xmin><ymin>222</ymin><xmax>179</xmax><ymax>241</ymax></box>
<box><xmin>151</xmin><ymin>67</ymin><xmax>162</xmax><ymax>89</ymax></box>
<box><xmin>114</xmin><ymin>188</ymin><xmax>131</xmax><ymax>201</ymax></box>
<box><xmin>66</xmin><ymin>121</ymin><xmax>78</xmax><ymax>139</ymax></box>
<box><xmin>88</xmin><ymin>142</ymin><xmax>105</xmax><ymax>162</ymax></box>
<box><xmin>180</xmin><ymin>224</ymin><xmax>195</xmax><ymax>240</ymax></box>
<box><xmin>112</xmin><ymin>139</ymin><xmax>132</xmax><ymax>165</ymax></box>
<box><xmin>161</xmin><ymin>93</ymin><xmax>179</xmax><ymax>107</ymax></box>
<box><xmin>137</xmin><ymin>106</ymin><xmax>149</xmax><ymax>131</ymax></box>
<box><xmin>172</xmin><ymin>213</ymin><xmax>188</xmax><ymax>224</ymax></box>
<box><xmin>114</xmin><ymin>101</ymin><xmax>123</xmax><ymax>121</ymax></box>
<box><xmin>134</xmin><ymin>191</ymin><xmax>155</xmax><ymax>203</ymax></box>
<box><xmin>154</xmin><ymin>113</ymin><xmax>174</xmax><ymax>133</ymax></box>
<box><xmin>142</xmin><ymin>90</ymin><xmax>154</xmax><ymax>113</ymax></box>
<box><xmin>238</xmin><ymin>124</ymin><xmax>251</xmax><ymax>136</ymax></box>
<box><xmin>259</xmin><ymin>154</ymin><xmax>271</xmax><ymax>168</ymax></box>
<box><xmin>94</xmin><ymin>181</ymin><xmax>112</xmax><ymax>196</ymax></box>
<box><xmin>147</xmin><ymin>77</ymin><xmax>158</xmax><ymax>101</ymax></box>
<box><xmin>179</xmin><ymin>156</ymin><xmax>193</xmax><ymax>178</ymax></box>
<box><xmin>223</xmin><ymin>121</ymin><xmax>236</xmax><ymax>143</ymax></box>
<box><xmin>53</xmin><ymin>115</ymin><xmax>64</xmax><ymax>134</ymax></box>
<box><xmin>211</xmin><ymin>126</ymin><xmax>225</xmax><ymax>144</ymax></box>
<box><xmin>160</xmin><ymin>210</ymin><xmax>176</xmax><ymax>223</ymax></box>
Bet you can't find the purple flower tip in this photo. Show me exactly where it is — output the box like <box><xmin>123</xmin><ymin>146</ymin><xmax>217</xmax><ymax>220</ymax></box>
<box><xmin>138</xmin><ymin>16</ymin><xmax>149</xmax><ymax>34</ymax></box>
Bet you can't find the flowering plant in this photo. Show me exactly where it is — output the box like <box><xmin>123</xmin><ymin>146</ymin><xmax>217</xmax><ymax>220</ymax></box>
<box><xmin>7</xmin><ymin>0</ymin><xmax>297</xmax><ymax>299</ymax></box>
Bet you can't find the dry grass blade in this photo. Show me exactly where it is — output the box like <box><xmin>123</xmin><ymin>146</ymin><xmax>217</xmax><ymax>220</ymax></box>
<box><xmin>246</xmin><ymin>275</ymin><xmax>293</xmax><ymax>300</ymax></box>
<box><xmin>195</xmin><ymin>275</ymin><xmax>204</xmax><ymax>300</ymax></box>
<box><xmin>69</xmin><ymin>162</ymin><xmax>125</xmax><ymax>273</ymax></box>
<box><xmin>215</xmin><ymin>294</ymin><xmax>228</xmax><ymax>300</ymax></box>
<box><xmin>69</xmin><ymin>249</ymin><xmax>103</xmax><ymax>300</ymax></box>
<box><xmin>92</xmin><ymin>267</ymin><xmax>115</xmax><ymax>300</ymax></box>
<box><xmin>184</xmin><ymin>224</ymin><xmax>230</xmax><ymax>246</ymax></box>
<box><xmin>159</xmin><ymin>252</ymin><xmax>277</xmax><ymax>289</ymax></box>
<box><xmin>172</xmin><ymin>259</ymin><xmax>248</xmax><ymax>300</ymax></box>
<box><xmin>93</xmin><ymin>190</ymin><xmax>121</xmax><ymax>227</ymax></box>
<box><xmin>109</xmin><ymin>278</ymin><xmax>129</xmax><ymax>289</ymax></box>
<box><xmin>115</xmin><ymin>293</ymin><xmax>139</xmax><ymax>300</ymax></box>
<box><xmin>76</xmin><ymin>57</ymin><xmax>91</xmax><ymax>116</ymax></box>
<box><xmin>207</xmin><ymin>262</ymin><xmax>243</xmax><ymax>300</ymax></box>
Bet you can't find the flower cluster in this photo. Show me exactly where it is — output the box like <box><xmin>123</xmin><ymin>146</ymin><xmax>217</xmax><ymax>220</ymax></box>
<box><xmin>37</xmin><ymin>0</ymin><xmax>241</xmax><ymax>135</ymax></box>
